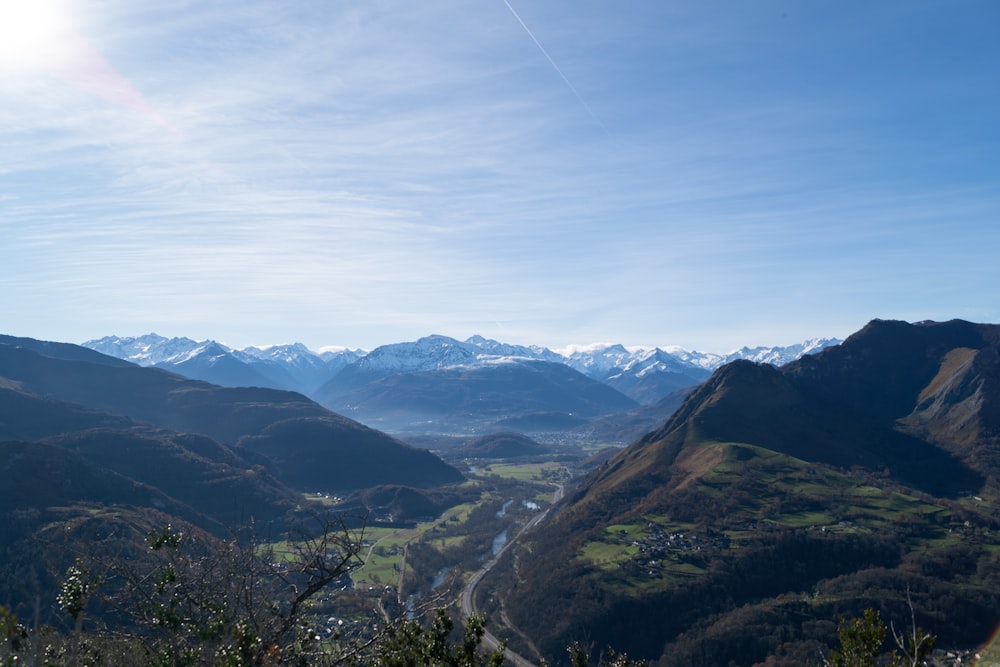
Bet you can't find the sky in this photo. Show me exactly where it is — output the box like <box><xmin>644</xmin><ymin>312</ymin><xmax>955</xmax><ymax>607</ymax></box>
<box><xmin>2</xmin><ymin>1</ymin><xmax>999</xmax><ymax>353</ymax></box>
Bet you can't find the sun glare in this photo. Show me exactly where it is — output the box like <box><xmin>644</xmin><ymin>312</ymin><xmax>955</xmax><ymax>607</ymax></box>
<box><xmin>0</xmin><ymin>0</ymin><xmax>72</xmax><ymax>70</ymax></box>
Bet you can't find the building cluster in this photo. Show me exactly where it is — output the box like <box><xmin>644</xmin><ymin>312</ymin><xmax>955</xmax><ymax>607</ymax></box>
<box><xmin>615</xmin><ymin>524</ymin><xmax>732</xmax><ymax>578</ymax></box>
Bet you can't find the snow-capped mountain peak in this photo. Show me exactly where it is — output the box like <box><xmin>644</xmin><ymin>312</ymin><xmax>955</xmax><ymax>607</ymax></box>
<box><xmin>659</xmin><ymin>346</ymin><xmax>726</xmax><ymax>371</ymax></box>
<box><xmin>464</xmin><ymin>335</ymin><xmax>561</xmax><ymax>363</ymax></box>
<box><xmin>355</xmin><ymin>335</ymin><xmax>481</xmax><ymax>374</ymax></box>
<box><xmin>237</xmin><ymin>342</ymin><xmax>313</xmax><ymax>362</ymax></box>
<box><xmin>560</xmin><ymin>343</ymin><xmax>641</xmax><ymax>379</ymax></box>
<box><xmin>84</xmin><ymin>333</ymin><xmax>206</xmax><ymax>366</ymax></box>
<box><xmin>722</xmin><ymin>337</ymin><xmax>842</xmax><ymax>367</ymax></box>
<box><xmin>177</xmin><ymin>340</ymin><xmax>230</xmax><ymax>364</ymax></box>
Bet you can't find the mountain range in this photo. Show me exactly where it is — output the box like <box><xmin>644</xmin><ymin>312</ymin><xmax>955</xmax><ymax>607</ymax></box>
<box><xmin>83</xmin><ymin>333</ymin><xmax>839</xmax><ymax>434</ymax></box>
<box><xmin>488</xmin><ymin>319</ymin><xmax>1000</xmax><ymax>665</ymax></box>
<box><xmin>5</xmin><ymin>319</ymin><xmax>1000</xmax><ymax>664</ymax></box>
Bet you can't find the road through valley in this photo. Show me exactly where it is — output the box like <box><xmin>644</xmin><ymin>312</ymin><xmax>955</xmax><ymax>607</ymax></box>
<box><xmin>459</xmin><ymin>484</ymin><xmax>564</xmax><ymax>667</ymax></box>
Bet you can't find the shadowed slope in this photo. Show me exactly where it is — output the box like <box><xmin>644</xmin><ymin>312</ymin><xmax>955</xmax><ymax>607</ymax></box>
<box><xmin>0</xmin><ymin>338</ymin><xmax>462</xmax><ymax>492</ymax></box>
<box><xmin>316</xmin><ymin>360</ymin><xmax>637</xmax><ymax>432</ymax></box>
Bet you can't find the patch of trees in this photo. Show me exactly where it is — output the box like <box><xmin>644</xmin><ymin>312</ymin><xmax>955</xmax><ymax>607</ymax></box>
<box><xmin>499</xmin><ymin>520</ymin><xmax>1000</xmax><ymax>665</ymax></box>
<box><xmin>0</xmin><ymin>514</ymin><xmax>507</xmax><ymax>667</ymax></box>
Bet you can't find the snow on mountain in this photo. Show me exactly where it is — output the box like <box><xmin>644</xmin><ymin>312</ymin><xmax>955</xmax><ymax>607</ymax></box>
<box><xmin>82</xmin><ymin>335</ymin><xmax>357</xmax><ymax>395</ymax></box>
<box><xmin>652</xmin><ymin>339</ymin><xmax>842</xmax><ymax>372</ymax></box>
<box><xmin>555</xmin><ymin>345</ymin><xmax>714</xmax><ymax>404</ymax></box>
<box><xmin>560</xmin><ymin>344</ymin><xmax>710</xmax><ymax>381</ymax></box>
<box><xmin>464</xmin><ymin>335</ymin><xmax>562</xmax><ymax>363</ymax></box>
<box><xmin>235</xmin><ymin>343</ymin><xmax>364</xmax><ymax>393</ymax></box>
<box><xmin>352</xmin><ymin>335</ymin><xmax>484</xmax><ymax>374</ymax></box>
<box><xmin>185</xmin><ymin>341</ymin><xmax>233</xmax><ymax>365</ymax></box>
<box><xmin>84</xmin><ymin>332</ymin><xmax>841</xmax><ymax>404</ymax></box>
<box><xmin>234</xmin><ymin>342</ymin><xmax>360</xmax><ymax>373</ymax></box>
<box><xmin>236</xmin><ymin>342</ymin><xmax>315</xmax><ymax>364</ymax></box>
<box><xmin>346</xmin><ymin>334</ymin><xmax>568</xmax><ymax>378</ymax></box>
<box><xmin>554</xmin><ymin>339</ymin><xmax>841</xmax><ymax>403</ymax></box>
<box><xmin>85</xmin><ymin>334</ymin><xmax>249</xmax><ymax>367</ymax></box>
<box><xmin>660</xmin><ymin>346</ymin><xmax>726</xmax><ymax>371</ymax></box>
<box><xmin>615</xmin><ymin>348</ymin><xmax>709</xmax><ymax>380</ymax></box>
<box><xmin>721</xmin><ymin>338</ymin><xmax>841</xmax><ymax>367</ymax></box>
<box><xmin>85</xmin><ymin>334</ymin><xmax>206</xmax><ymax>366</ymax></box>
<box><xmin>559</xmin><ymin>343</ymin><xmax>636</xmax><ymax>379</ymax></box>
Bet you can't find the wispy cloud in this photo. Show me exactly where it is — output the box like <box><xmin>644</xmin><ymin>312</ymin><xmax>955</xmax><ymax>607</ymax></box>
<box><xmin>2</xmin><ymin>0</ymin><xmax>999</xmax><ymax>350</ymax></box>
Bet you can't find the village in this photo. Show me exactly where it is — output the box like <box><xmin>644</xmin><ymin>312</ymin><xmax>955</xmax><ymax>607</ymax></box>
<box><xmin>614</xmin><ymin>523</ymin><xmax>733</xmax><ymax>578</ymax></box>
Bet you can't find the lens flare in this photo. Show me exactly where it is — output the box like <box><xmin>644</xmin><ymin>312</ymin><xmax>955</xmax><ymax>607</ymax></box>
<box><xmin>0</xmin><ymin>0</ymin><xmax>176</xmax><ymax>132</ymax></box>
<box><xmin>975</xmin><ymin>630</ymin><xmax>1000</xmax><ymax>666</ymax></box>
<box><xmin>0</xmin><ymin>0</ymin><xmax>72</xmax><ymax>70</ymax></box>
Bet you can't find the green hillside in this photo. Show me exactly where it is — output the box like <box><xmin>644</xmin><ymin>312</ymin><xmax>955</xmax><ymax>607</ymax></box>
<box><xmin>492</xmin><ymin>320</ymin><xmax>1000</xmax><ymax>666</ymax></box>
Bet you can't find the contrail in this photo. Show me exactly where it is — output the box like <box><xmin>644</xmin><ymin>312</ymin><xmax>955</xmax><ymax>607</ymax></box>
<box><xmin>501</xmin><ymin>0</ymin><xmax>610</xmax><ymax>137</ymax></box>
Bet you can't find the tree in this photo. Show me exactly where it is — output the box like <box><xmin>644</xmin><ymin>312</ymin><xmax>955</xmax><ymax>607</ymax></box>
<box><xmin>56</xmin><ymin>559</ymin><xmax>101</xmax><ymax>667</ymax></box>
<box><xmin>1</xmin><ymin>513</ymin><xmax>508</xmax><ymax>667</ymax></box>
<box><xmin>567</xmin><ymin>642</ymin><xmax>646</xmax><ymax>667</ymax></box>
<box><xmin>49</xmin><ymin>514</ymin><xmax>368</xmax><ymax>667</ymax></box>
<box><xmin>825</xmin><ymin>599</ymin><xmax>936</xmax><ymax>667</ymax></box>
<box><xmin>369</xmin><ymin>610</ymin><xmax>505</xmax><ymax>667</ymax></box>
<box><xmin>889</xmin><ymin>589</ymin><xmax>935</xmax><ymax>667</ymax></box>
<box><xmin>129</xmin><ymin>517</ymin><xmax>365</xmax><ymax>666</ymax></box>
<box><xmin>825</xmin><ymin>608</ymin><xmax>888</xmax><ymax>667</ymax></box>
<box><xmin>0</xmin><ymin>605</ymin><xmax>28</xmax><ymax>666</ymax></box>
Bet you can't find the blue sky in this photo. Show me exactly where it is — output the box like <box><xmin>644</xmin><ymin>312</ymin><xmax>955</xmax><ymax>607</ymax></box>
<box><xmin>2</xmin><ymin>1</ymin><xmax>998</xmax><ymax>353</ymax></box>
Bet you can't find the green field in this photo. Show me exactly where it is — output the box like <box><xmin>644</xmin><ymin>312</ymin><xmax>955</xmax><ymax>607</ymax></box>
<box><xmin>350</xmin><ymin>490</ymin><xmax>493</xmax><ymax>586</ymax></box>
<box><xmin>474</xmin><ymin>461</ymin><xmax>564</xmax><ymax>481</ymax></box>
<box><xmin>579</xmin><ymin>539</ymin><xmax>640</xmax><ymax>570</ymax></box>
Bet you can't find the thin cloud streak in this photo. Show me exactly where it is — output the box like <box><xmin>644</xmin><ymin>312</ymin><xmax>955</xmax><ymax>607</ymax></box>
<box><xmin>500</xmin><ymin>0</ymin><xmax>610</xmax><ymax>137</ymax></box>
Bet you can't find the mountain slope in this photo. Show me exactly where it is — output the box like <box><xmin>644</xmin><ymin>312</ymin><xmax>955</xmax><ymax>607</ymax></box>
<box><xmin>585</xmin><ymin>385</ymin><xmax>696</xmax><ymax>444</ymax></box>
<box><xmin>165</xmin><ymin>341</ymin><xmax>280</xmax><ymax>389</ymax></box>
<box><xmin>237</xmin><ymin>417</ymin><xmax>463</xmax><ymax>490</ymax></box>
<box><xmin>234</xmin><ymin>343</ymin><xmax>362</xmax><ymax>394</ymax></box>
<box><xmin>0</xmin><ymin>380</ymin><xmax>133</xmax><ymax>441</ymax></box>
<box><xmin>316</xmin><ymin>359</ymin><xmax>638</xmax><ymax>433</ymax></box>
<box><xmin>0</xmin><ymin>440</ymin><xmax>201</xmax><ymax>530</ymax></box>
<box><xmin>1</xmin><ymin>334</ymin><xmax>136</xmax><ymax>367</ymax></box>
<box><xmin>452</xmin><ymin>432</ymin><xmax>550</xmax><ymax>459</ymax></box>
<box><xmin>0</xmin><ymin>380</ymin><xmax>298</xmax><ymax>528</ymax></box>
<box><xmin>494</xmin><ymin>319</ymin><xmax>1000</xmax><ymax>666</ymax></box>
<box><xmin>0</xmin><ymin>338</ymin><xmax>462</xmax><ymax>492</ymax></box>
<box><xmin>45</xmin><ymin>427</ymin><xmax>299</xmax><ymax>526</ymax></box>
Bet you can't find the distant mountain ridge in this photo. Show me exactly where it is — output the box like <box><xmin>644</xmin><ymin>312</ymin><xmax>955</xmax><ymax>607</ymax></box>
<box><xmin>84</xmin><ymin>333</ymin><xmax>364</xmax><ymax>396</ymax></box>
<box><xmin>82</xmin><ymin>333</ymin><xmax>838</xmax><ymax>435</ymax></box>
<box><xmin>83</xmin><ymin>333</ymin><xmax>840</xmax><ymax>405</ymax></box>
<box><xmin>315</xmin><ymin>357</ymin><xmax>640</xmax><ymax>433</ymax></box>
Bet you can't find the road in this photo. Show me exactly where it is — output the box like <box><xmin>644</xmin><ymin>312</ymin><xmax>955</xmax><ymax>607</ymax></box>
<box><xmin>459</xmin><ymin>484</ymin><xmax>564</xmax><ymax>667</ymax></box>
